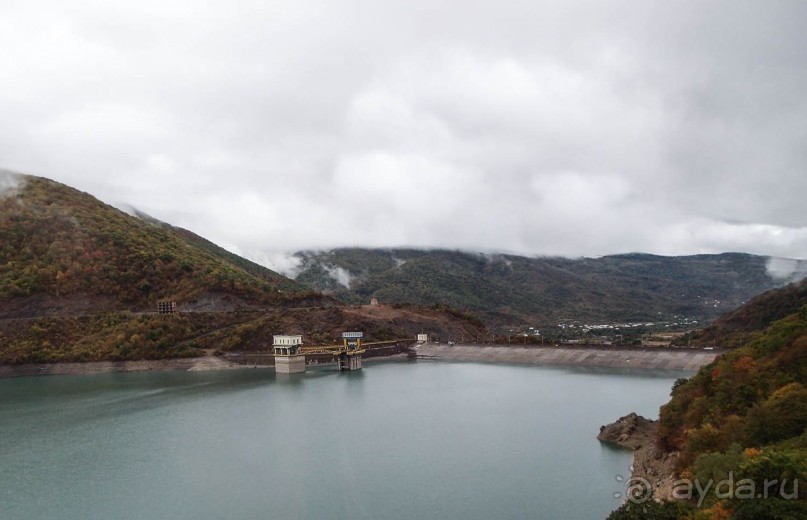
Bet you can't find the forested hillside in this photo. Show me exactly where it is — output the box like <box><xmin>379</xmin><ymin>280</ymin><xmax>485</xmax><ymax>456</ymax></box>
<box><xmin>0</xmin><ymin>173</ymin><xmax>310</xmax><ymax>319</ymax></box>
<box><xmin>609</xmin><ymin>284</ymin><xmax>807</xmax><ymax>519</ymax></box>
<box><xmin>293</xmin><ymin>248</ymin><xmax>796</xmax><ymax>326</ymax></box>
<box><xmin>689</xmin><ymin>278</ymin><xmax>807</xmax><ymax>347</ymax></box>
<box><xmin>0</xmin><ymin>173</ymin><xmax>486</xmax><ymax>364</ymax></box>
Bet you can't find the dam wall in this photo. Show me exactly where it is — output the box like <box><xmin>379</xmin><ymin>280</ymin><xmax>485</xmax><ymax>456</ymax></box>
<box><xmin>415</xmin><ymin>344</ymin><xmax>722</xmax><ymax>371</ymax></box>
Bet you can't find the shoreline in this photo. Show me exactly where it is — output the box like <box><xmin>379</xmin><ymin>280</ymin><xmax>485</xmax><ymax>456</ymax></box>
<box><xmin>0</xmin><ymin>351</ymin><xmax>414</xmax><ymax>379</ymax></box>
<box><xmin>0</xmin><ymin>354</ymin><xmax>249</xmax><ymax>379</ymax></box>
<box><xmin>0</xmin><ymin>343</ymin><xmax>722</xmax><ymax>379</ymax></box>
<box><xmin>415</xmin><ymin>343</ymin><xmax>721</xmax><ymax>370</ymax></box>
<box><xmin>598</xmin><ymin>413</ymin><xmax>681</xmax><ymax>502</ymax></box>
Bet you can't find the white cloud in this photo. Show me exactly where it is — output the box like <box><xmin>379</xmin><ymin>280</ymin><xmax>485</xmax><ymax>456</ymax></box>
<box><xmin>0</xmin><ymin>169</ymin><xmax>25</xmax><ymax>198</ymax></box>
<box><xmin>242</xmin><ymin>250</ymin><xmax>303</xmax><ymax>279</ymax></box>
<box><xmin>766</xmin><ymin>257</ymin><xmax>807</xmax><ymax>283</ymax></box>
<box><xmin>324</xmin><ymin>265</ymin><xmax>354</xmax><ymax>289</ymax></box>
<box><xmin>1</xmin><ymin>0</ymin><xmax>805</xmax><ymax>263</ymax></box>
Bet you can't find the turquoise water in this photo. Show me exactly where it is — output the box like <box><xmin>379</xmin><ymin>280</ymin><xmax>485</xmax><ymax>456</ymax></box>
<box><xmin>0</xmin><ymin>361</ymin><xmax>684</xmax><ymax>519</ymax></box>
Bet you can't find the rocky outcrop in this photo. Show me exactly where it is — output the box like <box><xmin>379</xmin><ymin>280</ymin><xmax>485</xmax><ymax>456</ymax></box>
<box><xmin>598</xmin><ymin>413</ymin><xmax>681</xmax><ymax>502</ymax></box>
<box><xmin>598</xmin><ymin>412</ymin><xmax>656</xmax><ymax>449</ymax></box>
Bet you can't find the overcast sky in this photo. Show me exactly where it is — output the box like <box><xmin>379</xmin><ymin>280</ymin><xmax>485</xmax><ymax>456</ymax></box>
<box><xmin>2</xmin><ymin>0</ymin><xmax>806</xmax><ymax>271</ymax></box>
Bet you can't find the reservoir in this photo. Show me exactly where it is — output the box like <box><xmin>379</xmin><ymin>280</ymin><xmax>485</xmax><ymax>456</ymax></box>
<box><xmin>0</xmin><ymin>360</ymin><xmax>685</xmax><ymax>519</ymax></box>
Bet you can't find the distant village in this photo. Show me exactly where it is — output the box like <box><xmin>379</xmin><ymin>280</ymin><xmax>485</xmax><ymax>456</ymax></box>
<box><xmin>486</xmin><ymin>316</ymin><xmax>702</xmax><ymax>348</ymax></box>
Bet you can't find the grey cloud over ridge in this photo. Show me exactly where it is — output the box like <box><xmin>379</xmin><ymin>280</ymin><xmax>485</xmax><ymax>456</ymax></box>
<box><xmin>1</xmin><ymin>0</ymin><xmax>806</xmax><ymax>265</ymax></box>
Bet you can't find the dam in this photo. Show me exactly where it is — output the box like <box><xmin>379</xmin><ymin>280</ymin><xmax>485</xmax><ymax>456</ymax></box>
<box><xmin>415</xmin><ymin>343</ymin><xmax>722</xmax><ymax>370</ymax></box>
<box><xmin>273</xmin><ymin>332</ymin><xmax>366</xmax><ymax>374</ymax></box>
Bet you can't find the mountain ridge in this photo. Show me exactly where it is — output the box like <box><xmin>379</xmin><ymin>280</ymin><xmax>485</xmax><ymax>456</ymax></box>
<box><xmin>290</xmin><ymin>247</ymin><xmax>803</xmax><ymax>327</ymax></box>
<box><xmin>0</xmin><ymin>173</ymin><xmax>315</xmax><ymax>319</ymax></box>
<box><xmin>0</xmin><ymin>173</ymin><xmax>487</xmax><ymax>363</ymax></box>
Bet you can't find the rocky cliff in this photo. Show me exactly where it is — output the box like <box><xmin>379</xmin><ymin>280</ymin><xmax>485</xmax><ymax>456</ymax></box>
<box><xmin>598</xmin><ymin>413</ymin><xmax>680</xmax><ymax>502</ymax></box>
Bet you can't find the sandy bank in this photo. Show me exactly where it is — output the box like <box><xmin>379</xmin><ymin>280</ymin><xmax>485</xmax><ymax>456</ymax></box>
<box><xmin>415</xmin><ymin>344</ymin><xmax>721</xmax><ymax>370</ymax></box>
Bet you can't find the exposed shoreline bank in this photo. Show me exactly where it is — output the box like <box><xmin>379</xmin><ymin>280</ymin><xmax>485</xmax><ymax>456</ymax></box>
<box><xmin>0</xmin><ymin>354</ymin><xmax>249</xmax><ymax>379</ymax></box>
<box><xmin>0</xmin><ymin>350</ymin><xmax>413</xmax><ymax>379</ymax></box>
<box><xmin>415</xmin><ymin>343</ymin><xmax>722</xmax><ymax>370</ymax></box>
<box><xmin>0</xmin><ymin>343</ymin><xmax>721</xmax><ymax>379</ymax></box>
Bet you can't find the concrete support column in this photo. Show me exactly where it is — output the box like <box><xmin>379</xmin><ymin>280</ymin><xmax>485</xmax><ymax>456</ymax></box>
<box><xmin>339</xmin><ymin>353</ymin><xmax>362</xmax><ymax>371</ymax></box>
<box><xmin>275</xmin><ymin>354</ymin><xmax>306</xmax><ymax>374</ymax></box>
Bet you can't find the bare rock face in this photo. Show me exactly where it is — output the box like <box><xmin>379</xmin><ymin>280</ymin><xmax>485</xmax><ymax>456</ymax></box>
<box><xmin>598</xmin><ymin>412</ymin><xmax>681</xmax><ymax>502</ymax></box>
<box><xmin>597</xmin><ymin>412</ymin><xmax>656</xmax><ymax>450</ymax></box>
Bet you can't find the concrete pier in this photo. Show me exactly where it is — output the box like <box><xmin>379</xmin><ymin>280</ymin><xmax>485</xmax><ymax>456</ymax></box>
<box><xmin>275</xmin><ymin>354</ymin><xmax>306</xmax><ymax>374</ymax></box>
<box><xmin>338</xmin><ymin>353</ymin><xmax>362</xmax><ymax>371</ymax></box>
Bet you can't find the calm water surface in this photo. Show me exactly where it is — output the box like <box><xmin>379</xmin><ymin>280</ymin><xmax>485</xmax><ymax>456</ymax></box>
<box><xmin>0</xmin><ymin>360</ymin><xmax>686</xmax><ymax>519</ymax></box>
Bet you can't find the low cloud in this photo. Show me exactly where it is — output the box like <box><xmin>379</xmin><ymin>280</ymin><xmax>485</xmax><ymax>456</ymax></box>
<box><xmin>0</xmin><ymin>169</ymin><xmax>25</xmax><ymax>199</ymax></box>
<box><xmin>766</xmin><ymin>257</ymin><xmax>807</xmax><ymax>284</ymax></box>
<box><xmin>235</xmin><ymin>250</ymin><xmax>303</xmax><ymax>279</ymax></box>
<box><xmin>324</xmin><ymin>265</ymin><xmax>354</xmax><ymax>289</ymax></box>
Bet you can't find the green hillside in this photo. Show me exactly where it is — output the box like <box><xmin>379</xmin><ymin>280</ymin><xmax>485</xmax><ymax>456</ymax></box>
<box><xmin>293</xmin><ymin>248</ymin><xmax>791</xmax><ymax>326</ymax></box>
<box><xmin>688</xmin><ymin>278</ymin><xmax>807</xmax><ymax>348</ymax></box>
<box><xmin>0</xmin><ymin>173</ymin><xmax>487</xmax><ymax>364</ymax></box>
<box><xmin>0</xmin><ymin>173</ymin><xmax>309</xmax><ymax>318</ymax></box>
<box><xmin>610</xmin><ymin>285</ymin><xmax>807</xmax><ymax>519</ymax></box>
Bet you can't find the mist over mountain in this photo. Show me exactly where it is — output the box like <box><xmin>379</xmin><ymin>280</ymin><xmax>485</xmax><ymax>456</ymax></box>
<box><xmin>4</xmin><ymin>171</ymin><xmax>801</xmax><ymax>331</ymax></box>
<box><xmin>290</xmin><ymin>248</ymin><xmax>803</xmax><ymax>326</ymax></box>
